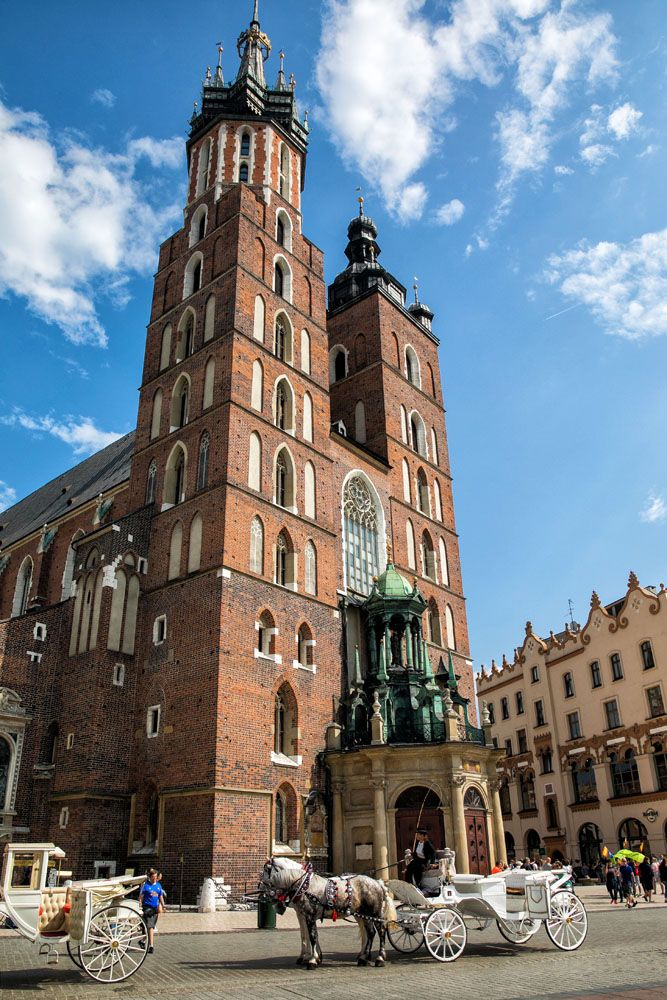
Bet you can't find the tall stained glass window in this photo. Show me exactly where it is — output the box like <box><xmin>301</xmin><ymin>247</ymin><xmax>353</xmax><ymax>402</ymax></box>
<box><xmin>343</xmin><ymin>476</ymin><xmax>380</xmax><ymax>596</ymax></box>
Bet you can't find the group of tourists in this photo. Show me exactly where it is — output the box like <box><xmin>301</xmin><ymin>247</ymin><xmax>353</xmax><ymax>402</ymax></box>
<box><xmin>492</xmin><ymin>856</ymin><xmax>574</xmax><ymax>881</ymax></box>
<box><xmin>605</xmin><ymin>856</ymin><xmax>667</xmax><ymax>907</ymax></box>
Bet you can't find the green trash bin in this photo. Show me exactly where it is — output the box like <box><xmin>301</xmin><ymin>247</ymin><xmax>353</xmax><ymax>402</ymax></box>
<box><xmin>257</xmin><ymin>899</ymin><xmax>277</xmax><ymax>929</ymax></box>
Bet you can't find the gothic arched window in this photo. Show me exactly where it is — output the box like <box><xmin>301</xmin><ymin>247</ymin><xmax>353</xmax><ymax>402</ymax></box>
<box><xmin>164</xmin><ymin>444</ymin><xmax>187</xmax><ymax>506</ymax></box>
<box><xmin>274</xmin><ymin>378</ymin><xmax>294</xmax><ymax>432</ymax></box>
<box><xmin>197</xmin><ymin>433</ymin><xmax>210</xmax><ymax>491</ymax></box>
<box><xmin>417</xmin><ymin>468</ymin><xmax>429</xmax><ymax>514</ymax></box>
<box><xmin>304</xmin><ymin>540</ymin><xmax>317</xmax><ymax>595</ymax></box>
<box><xmin>146</xmin><ymin>460</ymin><xmax>157</xmax><ymax>505</ymax></box>
<box><xmin>239</xmin><ymin>162</ymin><xmax>249</xmax><ymax>183</ymax></box>
<box><xmin>275</xmin><ymin>531</ymin><xmax>294</xmax><ymax>588</ymax></box>
<box><xmin>274</xmin><ymin>448</ymin><xmax>295</xmax><ymax>509</ymax></box>
<box><xmin>240</xmin><ymin>131</ymin><xmax>251</xmax><ymax>157</ymax></box>
<box><xmin>249</xmin><ymin>516</ymin><xmax>264</xmax><ymax>575</ymax></box>
<box><xmin>12</xmin><ymin>557</ymin><xmax>33</xmax><ymax>618</ymax></box>
<box><xmin>343</xmin><ymin>475</ymin><xmax>381</xmax><ymax>596</ymax></box>
<box><xmin>274</xmin><ymin>312</ymin><xmax>293</xmax><ymax>363</ymax></box>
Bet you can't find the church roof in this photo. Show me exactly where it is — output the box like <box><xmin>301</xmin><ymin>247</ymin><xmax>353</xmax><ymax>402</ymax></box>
<box><xmin>0</xmin><ymin>432</ymin><xmax>134</xmax><ymax>550</ymax></box>
<box><xmin>374</xmin><ymin>562</ymin><xmax>413</xmax><ymax>598</ymax></box>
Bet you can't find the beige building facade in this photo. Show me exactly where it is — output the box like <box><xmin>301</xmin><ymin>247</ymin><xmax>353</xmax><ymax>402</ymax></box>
<box><xmin>477</xmin><ymin>573</ymin><xmax>667</xmax><ymax>867</ymax></box>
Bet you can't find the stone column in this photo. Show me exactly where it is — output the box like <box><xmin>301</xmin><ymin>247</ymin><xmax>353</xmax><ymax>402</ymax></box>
<box><xmin>452</xmin><ymin>775</ymin><xmax>469</xmax><ymax>873</ymax></box>
<box><xmin>371</xmin><ymin>776</ymin><xmax>389</xmax><ymax>879</ymax></box>
<box><xmin>489</xmin><ymin>780</ymin><xmax>506</xmax><ymax>866</ymax></box>
<box><xmin>331</xmin><ymin>781</ymin><xmax>345</xmax><ymax>873</ymax></box>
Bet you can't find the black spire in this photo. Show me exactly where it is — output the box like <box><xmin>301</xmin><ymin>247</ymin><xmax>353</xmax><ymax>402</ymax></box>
<box><xmin>188</xmin><ymin>2</ymin><xmax>309</xmax><ymax>160</ymax></box>
<box><xmin>328</xmin><ymin>198</ymin><xmax>405</xmax><ymax>313</ymax></box>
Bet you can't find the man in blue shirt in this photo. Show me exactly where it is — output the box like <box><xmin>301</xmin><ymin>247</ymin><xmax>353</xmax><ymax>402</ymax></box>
<box><xmin>139</xmin><ymin>868</ymin><xmax>165</xmax><ymax>952</ymax></box>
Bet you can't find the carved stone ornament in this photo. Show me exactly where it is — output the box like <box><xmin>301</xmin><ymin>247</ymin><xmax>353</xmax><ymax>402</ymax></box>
<box><xmin>0</xmin><ymin>687</ymin><xmax>24</xmax><ymax>715</ymax></box>
<box><xmin>452</xmin><ymin>774</ymin><xmax>466</xmax><ymax>788</ymax></box>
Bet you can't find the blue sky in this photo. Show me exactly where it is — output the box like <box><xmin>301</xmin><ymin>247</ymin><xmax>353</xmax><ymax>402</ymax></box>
<box><xmin>1</xmin><ymin>0</ymin><xmax>666</xmax><ymax>671</ymax></box>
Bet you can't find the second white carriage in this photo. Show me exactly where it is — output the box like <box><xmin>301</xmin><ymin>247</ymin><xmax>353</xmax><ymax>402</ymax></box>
<box><xmin>387</xmin><ymin>867</ymin><xmax>588</xmax><ymax>963</ymax></box>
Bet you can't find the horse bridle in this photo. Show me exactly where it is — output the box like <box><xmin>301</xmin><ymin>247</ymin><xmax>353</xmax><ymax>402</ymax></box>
<box><xmin>260</xmin><ymin>859</ymin><xmax>314</xmax><ymax>906</ymax></box>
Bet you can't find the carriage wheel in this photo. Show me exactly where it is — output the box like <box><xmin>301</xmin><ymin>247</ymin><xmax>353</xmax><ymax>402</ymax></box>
<box><xmin>387</xmin><ymin>911</ymin><xmax>424</xmax><ymax>953</ymax></box>
<box><xmin>424</xmin><ymin>908</ymin><xmax>467</xmax><ymax>963</ymax></box>
<box><xmin>497</xmin><ymin>917</ymin><xmax>541</xmax><ymax>944</ymax></box>
<box><xmin>545</xmin><ymin>890</ymin><xmax>588</xmax><ymax>951</ymax></box>
<box><xmin>78</xmin><ymin>905</ymin><xmax>148</xmax><ymax>982</ymax></box>
<box><xmin>66</xmin><ymin>941</ymin><xmax>83</xmax><ymax>969</ymax></box>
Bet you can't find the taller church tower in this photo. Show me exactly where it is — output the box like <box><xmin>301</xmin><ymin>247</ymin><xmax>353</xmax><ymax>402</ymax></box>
<box><xmin>126</xmin><ymin>3</ymin><xmax>343</xmax><ymax>894</ymax></box>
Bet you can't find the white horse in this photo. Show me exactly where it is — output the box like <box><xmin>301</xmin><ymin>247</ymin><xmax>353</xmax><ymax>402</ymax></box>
<box><xmin>260</xmin><ymin>857</ymin><xmax>397</xmax><ymax>969</ymax></box>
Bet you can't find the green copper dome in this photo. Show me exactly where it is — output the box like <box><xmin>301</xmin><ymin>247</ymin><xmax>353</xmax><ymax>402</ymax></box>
<box><xmin>375</xmin><ymin>563</ymin><xmax>413</xmax><ymax>598</ymax></box>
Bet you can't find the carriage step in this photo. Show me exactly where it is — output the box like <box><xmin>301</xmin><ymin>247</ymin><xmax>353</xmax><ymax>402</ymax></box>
<box><xmin>39</xmin><ymin>944</ymin><xmax>60</xmax><ymax>965</ymax></box>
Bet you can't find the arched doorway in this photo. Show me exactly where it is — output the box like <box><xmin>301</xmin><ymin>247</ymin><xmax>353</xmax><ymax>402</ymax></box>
<box><xmin>578</xmin><ymin>823</ymin><xmax>603</xmax><ymax>868</ymax></box>
<box><xmin>394</xmin><ymin>787</ymin><xmax>444</xmax><ymax>862</ymax></box>
<box><xmin>526</xmin><ymin>829</ymin><xmax>541</xmax><ymax>859</ymax></box>
<box><xmin>464</xmin><ymin>786</ymin><xmax>489</xmax><ymax>875</ymax></box>
<box><xmin>504</xmin><ymin>831</ymin><xmax>516</xmax><ymax>862</ymax></box>
<box><xmin>618</xmin><ymin>818</ymin><xmax>650</xmax><ymax>857</ymax></box>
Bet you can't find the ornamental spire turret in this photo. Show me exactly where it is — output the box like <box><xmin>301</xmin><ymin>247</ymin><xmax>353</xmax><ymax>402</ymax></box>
<box><xmin>275</xmin><ymin>50</ymin><xmax>287</xmax><ymax>90</ymax></box>
<box><xmin>236</xmin><ymin>0</ymin><xmax>271</xmax><ymax>88</ymax></box>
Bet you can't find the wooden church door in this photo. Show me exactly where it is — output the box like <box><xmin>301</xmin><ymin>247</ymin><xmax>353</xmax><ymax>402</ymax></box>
<box><xmin>394</xmin><ymin>787</ymin><xmax>444</xmax><ymax>870</ymax></box>
<box><xmin>464</xmin><ymin>787</ymin><xmax>489</xmax><ymax>875</ymax></box>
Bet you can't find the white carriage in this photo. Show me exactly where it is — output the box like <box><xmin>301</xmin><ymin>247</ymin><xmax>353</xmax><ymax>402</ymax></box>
<box><xmin>0</xmin><ymin>843</ymin><xmax>149</xmax><ymax>983</ymax></box>
<box><xmin>387</xmin><ymin>865</ymin><xmax>588</xmax><ymax>963</ymax></box>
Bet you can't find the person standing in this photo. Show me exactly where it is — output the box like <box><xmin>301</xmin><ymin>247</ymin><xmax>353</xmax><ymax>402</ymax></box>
<box><xmin>139</xmin><ymin>868</ymin><xmax>166</xmax><ymax>953</ymax></box>
<box><xmin>605</xmin><ymin>863</ymin><xmax>620</xmax><ymax>905</ymax></box>
<box><xmin>659</xmin><ymin>856</ymin><xmax>667</xmax><ymax>901</ymax></box>
<box><xmin>405</xmin><ymin>829</ymin><xmax>436</xmax><ymax>887</ymax></box>
<box><xmin>619</xmin><ymin>859</ymin><xmax>637</xmax><ymax>908</ymax></box>
<box><xmin>638</xmin><ymin>858</ymin><xmax>654</xmax><ymax>903</ymax></box>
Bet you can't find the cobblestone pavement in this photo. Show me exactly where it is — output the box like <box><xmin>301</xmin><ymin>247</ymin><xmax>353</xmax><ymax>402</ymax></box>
<box><xmin>1</xmin><ymin>907</ymin><xmax>665</xmax><ymax>1000</ymax></box>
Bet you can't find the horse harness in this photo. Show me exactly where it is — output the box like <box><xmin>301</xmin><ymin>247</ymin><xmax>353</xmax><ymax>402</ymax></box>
<box><xmin>265</xmin><ymin>861</ymin><xmax>354</xmax><ymax>921</ymax></box>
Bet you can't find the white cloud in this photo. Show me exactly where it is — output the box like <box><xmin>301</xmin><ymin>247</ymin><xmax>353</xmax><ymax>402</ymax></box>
<box><xmin>1</xmin><ymin>410</ymin><xmax>123</xmax><ymax>456</ymax></box>
<box><xmin>545</xmin><ymin>228</ymin><xmax>667</xmax><ymax>339</ymax></box>
<box><xmin>0</xmin><ymin>480</ymin><xmax>17</xmax><ymax>513</ymax></box>
<box><xmin>640</xmin><ymin>493</ymin><xmax>667</xmax><ymax>524</ymax></box>
<box><xmin>554</xmin><ymin>164</ymin><xmax>573</xmax><ymax>175</ymax></box>
<box><xmin>317</xmin><ymin>1</ymin><xmax>617</xmax><ymax>223</ymax></box>
<box><xmin>91</xmin><ymin>88</ymin><xmax>116</xmax><ymax>109</ymax></box>
<box><xmin>436</xmin><ymin>198</ymin><xmax>465</xmax><ymax>225</ymax></box>
<box><xmin>580</xmin><ymin>142</ymin><xmax>615</xmax><ymax>168</ymax></box>
<box><xmin>0</xmin><ymin>100</ymin><xmax>183</xmax><ymax>347</ymax></box>
<box><xmin>578</xmin><ymin>100</ymin><xmax>643</xmax><ymax>169</ymax></box>
<box><xmin>608</xmin><ymin>102</ymin><xmax>642</xmax><ymax>140</ymax></box>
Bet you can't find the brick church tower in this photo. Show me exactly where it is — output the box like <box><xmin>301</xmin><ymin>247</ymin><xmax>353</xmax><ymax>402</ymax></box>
<box><xmin>0</xmin><ymin>3</ymin><xmax>504</xmax><ymax>896</ymax></box>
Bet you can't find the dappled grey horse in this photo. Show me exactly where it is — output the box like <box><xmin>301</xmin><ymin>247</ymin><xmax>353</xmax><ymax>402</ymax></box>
<box><xmin>260</xmin><ymin>857</ymin><xmax>397</xmax><ymax>969</ymax></box>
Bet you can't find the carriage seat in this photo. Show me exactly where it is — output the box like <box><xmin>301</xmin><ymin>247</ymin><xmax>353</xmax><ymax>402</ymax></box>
<box><xmin>38</xmin><ymin>888</ymin><xmax>71</xmax><ymax>937</ymax></box>
<box><xmin>452</xmin><ymin>874</ymin><xmax>505</xmax><ymax>899</ymax></box>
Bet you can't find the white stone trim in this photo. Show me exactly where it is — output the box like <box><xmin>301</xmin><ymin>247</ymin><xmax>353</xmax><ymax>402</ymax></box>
<box><xmin>271</xmin><ymin>751</ymin><xmax>302</xmax><ymax>767</ymax></box>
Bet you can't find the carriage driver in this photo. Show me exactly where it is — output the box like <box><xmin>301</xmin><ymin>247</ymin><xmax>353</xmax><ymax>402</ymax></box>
<box><xmin>405</xmin><ymin>828</ymin><xmax>436</xmax><ymax>887</ymax></box>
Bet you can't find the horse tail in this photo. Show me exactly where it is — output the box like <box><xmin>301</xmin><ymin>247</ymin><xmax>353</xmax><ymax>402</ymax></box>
<box><xmin>382</xmin><ymin>884</ymin><xmax>398</xmax><ymax>930</ymax></box>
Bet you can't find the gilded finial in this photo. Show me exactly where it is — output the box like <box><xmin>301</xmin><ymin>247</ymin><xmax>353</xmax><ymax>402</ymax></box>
<box><xmin>356</xmin><ymin>186</ymin><xmax>364</xmax><ymax>216</ymax></box>
<box><xmin>386</xmin><ymin>540</ymin><xmax>393</xmax><ymax>563</ymax></box>
<box><xmin>590</xmin><ymin>590</ymin><xmax>601</xmax><ymax>609</ymax></box>
<box><xmin>628</xmin><ymin>570</ymin><xmax>639</xmax><ymax>589</ymax></box>
<box><xmin>289</xmin><ymin>72</ymin><xmax>296</xmax><ymax>90</ymax></box>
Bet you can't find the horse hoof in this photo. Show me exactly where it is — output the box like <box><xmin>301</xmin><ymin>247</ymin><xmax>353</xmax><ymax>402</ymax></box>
<box><xmin>357</xmin><ymin>959</ymin><xmax>368</xmax><ymax>967</ymax></box>
<box><xmin>307</xmin><ymin>961</ymin><xmax>318</xmax><ymax>971</ymax></box>
<box><xmin>375</xmin><ymin>959</ymin><xmax>385</xmax><ymax>968</ymax></box>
